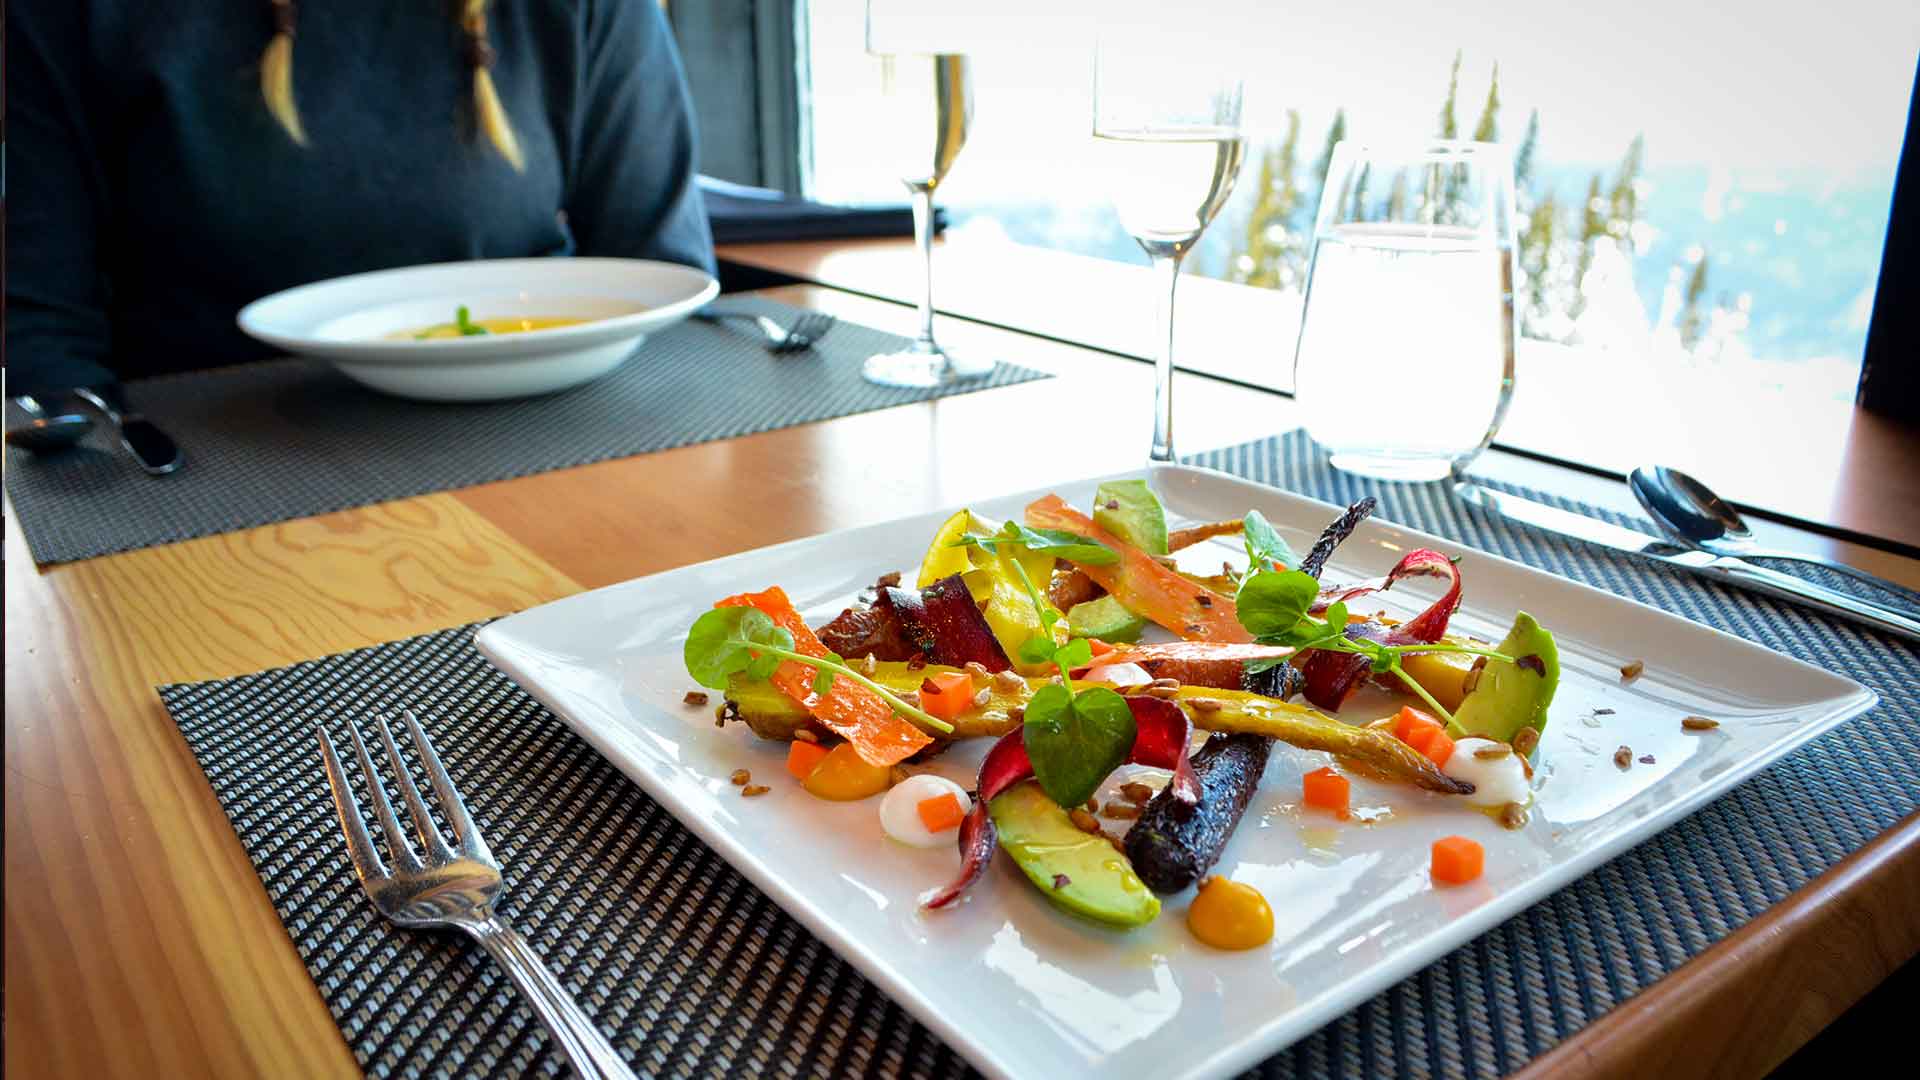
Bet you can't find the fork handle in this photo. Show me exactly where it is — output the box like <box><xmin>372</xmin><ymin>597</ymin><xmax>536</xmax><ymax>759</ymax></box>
<box><xmin>466</xmin><ymin>915</ymin><xmax>638</xmax><ymax>1079</ymax></box>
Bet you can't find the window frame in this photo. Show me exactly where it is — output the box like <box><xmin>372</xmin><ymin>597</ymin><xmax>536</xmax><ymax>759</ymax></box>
<box><xmin>667</xmin><ymin>0</ymin><xmax>806</xmax><ymax>194</ymax></box>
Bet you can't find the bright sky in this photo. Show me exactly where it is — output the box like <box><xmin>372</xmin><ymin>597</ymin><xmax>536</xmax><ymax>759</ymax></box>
<box><xmin>813</xmin><ymin>0</ymin><xmax>1919</xmax><ymax>199</ymax></box>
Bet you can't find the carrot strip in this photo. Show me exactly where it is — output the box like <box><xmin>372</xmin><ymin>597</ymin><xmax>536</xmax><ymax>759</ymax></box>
<box><xmin>717</xmin><ymin>587</ymin><xmax>932</xmax><ymax>766</ymax></box>
<box><xmin>1024</xmin><ymin>495</ymin><xmax>1249</xmax><ymax>643</ymax></box>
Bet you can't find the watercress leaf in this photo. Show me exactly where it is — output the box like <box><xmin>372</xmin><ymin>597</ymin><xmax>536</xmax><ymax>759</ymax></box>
<box><xmin>1235</xmin><ymin>569</ymin><xmax>1321</xmax><ymax>639</ymax></box>
<box><xmin>1018</xmin><ymin>635</ymin><xmax>1058</xmax><ymax>665</ymax></box>
<box><xmin>1054</xmin><ymin>637</ymin><xmax>1094</xmax><ymax>673</ymax></box>
<box><xmin>745</xmin><ymin>651</ymin><xmax>783</xmax><ymax>681</ymax></box>
<box><xmin>1323</xmin><ymin>601</ymin><xmax>1349</xmax><ymax>630</ymax></box>
<box><xmin>683</xmin><ymin>607</ymin><xmax>760</xmax><ymax>688</ymax></box>
<box><xmin>1277</xmin><ymin>613</ymin><xmax>1348</xmax><ymax>651</ymax></box>
<box><xmin>1024</xmin><ymin>684</ymin><xmax>1137</xmax><ymax>808</ymax></box>
<box><xmin>973</xmin><ymin>522</ymin><xmax>1119</xmax><ymax>566</ymax></box>
<box><xmin>1241</xmin><ymin>510</ymin><xmax>1297</xmax><ymax>571</ymax></box>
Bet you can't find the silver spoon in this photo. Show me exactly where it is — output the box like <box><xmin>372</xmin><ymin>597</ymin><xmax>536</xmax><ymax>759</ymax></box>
<box><xmin>1629</xmin><ymin>464</ymin><xmax>1920</xmax><ymax>609</ymax></box>
<box><xmin>5</xmin><ymin>394</ymin><xmax>96</xmax><ymax>453</ymax></box>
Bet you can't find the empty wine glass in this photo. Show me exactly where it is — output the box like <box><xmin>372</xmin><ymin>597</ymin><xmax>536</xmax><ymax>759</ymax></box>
<box><xmin>1093</xmin><ymin>39</ymin><xmax>1246</xmax><ymax>461</ymax></box>
<box><xmin>860</xmin><ymin>2</ymin><xmax>993</xmax><ymax>387</ymax></box>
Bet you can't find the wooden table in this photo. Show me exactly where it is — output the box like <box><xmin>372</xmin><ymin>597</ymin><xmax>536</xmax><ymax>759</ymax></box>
<box><xmin>6</xmin><ymin>285</ymin><xmax>1916</xmax><ymax>1078</ymax></box>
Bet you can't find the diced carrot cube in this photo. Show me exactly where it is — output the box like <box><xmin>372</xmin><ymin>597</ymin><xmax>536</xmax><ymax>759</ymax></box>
<box><xmin>785</xmin><ymin>739</ymin><xmax>831</xmax><ymax>781</ymax></box>
<box><xmin>1301</xmin><ymin>766</ymin><xmax>1350</xmax><ymax>818</ymax></box>
<box><xmin>1393</xmin><ymin>705</ymin><xmax>1443</xmax><ymax>745</ymax></box>
<box><xmin>919</xmin><ymin>671</ymin><xmax>976</xmax><ymax>720</ymax></box>
<box><xmin>1405</xmin><ymin>725</ymin><xmax>1456</xmax><ymax>769</ymax></box>
<box><xmin>1431</xmin><ymin>835</ymin><xmax>1484</xmax><ymax>884</ymax></box>
<box><xmin>1087</xmin><ymin>638</ymin><xmax>1116</xmax><ymax>658</ymax></box>
<box><xmin>916</xmin><ymin>792</ymin><xmax>965</xmax><ymax>832</ymax></box>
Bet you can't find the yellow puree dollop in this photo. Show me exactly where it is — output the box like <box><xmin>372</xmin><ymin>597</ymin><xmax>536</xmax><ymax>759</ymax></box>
<box><xmin>1187</xmin><ymin>876</ymin><xmax>1274</xmax><ymax>950</ymax></box>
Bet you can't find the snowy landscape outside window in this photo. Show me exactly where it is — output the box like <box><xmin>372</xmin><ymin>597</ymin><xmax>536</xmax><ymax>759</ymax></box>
<box><xmin>806</xmin><ymin>0</ymin><xmax>1916</xmax><ymax>420</ymax></box>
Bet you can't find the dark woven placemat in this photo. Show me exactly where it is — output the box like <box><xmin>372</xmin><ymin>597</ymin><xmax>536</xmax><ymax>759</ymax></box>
<box><xmin>157</xmin><ymin>428</ymin><xmax>1919</xmax><ymax>1079</ymax></box>
<box><xmin>5</xmin><ymin>297</ymin><xmax>1045</xmax><ymax>565</ymax></box>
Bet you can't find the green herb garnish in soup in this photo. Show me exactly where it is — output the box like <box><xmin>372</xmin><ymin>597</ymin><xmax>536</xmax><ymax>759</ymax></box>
<box><xmin>395</xmin><ymin>305</ymin><xmax>590</xmax><ymax>340</ymax></box>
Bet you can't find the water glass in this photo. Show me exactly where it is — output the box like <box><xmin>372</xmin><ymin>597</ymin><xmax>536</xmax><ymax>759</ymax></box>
<box><xmin>1292</xmin><ymin>141</ymin><xmax>1517</xmax><ymax>481</ymax></box>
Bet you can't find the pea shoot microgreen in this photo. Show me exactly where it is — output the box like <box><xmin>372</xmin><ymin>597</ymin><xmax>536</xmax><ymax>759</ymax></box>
<box><xmin>958</xmin><ymin>522</ymin><xmax>1134</xmax><ymax>807</ymax></box>
<box><xmin>1234</xmin><ymin>566</ymin><xmax>1516</xmax><ymax>731</ymax></box>
<box><xmin>951</xmin><ymin>521</ymin><xmax>1120</xmax><ymax>567</ymax></box>
<box><xmin>682</xmin><ymin>606</ymin><xmax>953</xmax><ymax>735</ymax></box>
<box><xmin>1240</xmin><ymin>509</ymin><xmax>1297</xmax><ymax>573</ymax></box>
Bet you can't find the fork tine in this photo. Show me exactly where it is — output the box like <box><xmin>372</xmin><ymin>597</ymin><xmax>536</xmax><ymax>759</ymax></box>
<box><xmin>315</xmin><ymin>723</ymin><xmax>388</xmax><ymax>883</ymax></box>
<box><xmin>347</xmin><ymin>721</ymin><xmax>424</xmax><ymax>872</ymax></box>
<box><xmin>403</xmin><ymin>709</ymin><xmax>495</xmax><ymax>865</ymax></box>
<box><xmin>376</xmin><ymin>714</ymin><xmax>457</xmax><ymax>862</ymax></box>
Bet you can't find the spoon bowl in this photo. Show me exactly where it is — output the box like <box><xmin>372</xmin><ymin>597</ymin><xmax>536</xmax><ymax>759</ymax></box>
<box><xmin>1629</xmin><ymin>465</ymin><xmax>1753</xmax><ymax>546</ymax></box>
<box><xmin>5</xmin><ymin>396</ymin><xmax>96</xmax><ymax>453</ymax></box>
<box><xmin>1629</xmin><ymin>462</ymin><xmax>1920</xmax><ymax>615</ymax></box>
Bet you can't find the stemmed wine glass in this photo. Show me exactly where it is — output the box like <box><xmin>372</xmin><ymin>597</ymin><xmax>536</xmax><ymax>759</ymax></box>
<box><xmin>1093</xmin><ymin>41</ymin><xmax>1246</xmax><ymax>461</ymax></box>
<box><xmin>861</xmin><ymin>2</ymin><xmax>994</xmax><ymax>387</ymax></box>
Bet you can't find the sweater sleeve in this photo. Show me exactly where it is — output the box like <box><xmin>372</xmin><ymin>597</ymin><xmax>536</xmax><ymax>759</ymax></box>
<box><xmin>563</xmin><ymin>0</ymin><xmax>716</xmax><ymax>274</ymax></box>
<box><xmin>5</xmin><ymin>2</ymin><xmax>118</xmax><ymax>397</ymax></box>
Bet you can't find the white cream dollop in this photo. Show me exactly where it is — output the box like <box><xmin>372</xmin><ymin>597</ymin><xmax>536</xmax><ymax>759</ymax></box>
<box><xmin>879</xmin><ymin>774</ymin><xmax>974</xmax><ymax>848</ymax></box>
<box><xmin>1080</xmin><ymin>661</ymin><xmax>1153</xmax><ymax>688</ymax></box>
<box><xmin>1442</xmin><ymin>737</ymin><xmax>1531</xmax><ymax>807</ymax></box>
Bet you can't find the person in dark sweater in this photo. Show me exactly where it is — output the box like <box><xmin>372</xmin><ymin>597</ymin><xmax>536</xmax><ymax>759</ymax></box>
<box><xmin>6</xmin><ymin>0</ymin><xmax>717</xmax><ymax>398</ymax></box>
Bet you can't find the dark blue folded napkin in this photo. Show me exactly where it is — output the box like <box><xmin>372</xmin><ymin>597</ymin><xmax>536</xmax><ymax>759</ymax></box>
<box><xmin>700</xmin><ymin>175</ymin><xmax>947</xmax><ymax>244</ymax></box>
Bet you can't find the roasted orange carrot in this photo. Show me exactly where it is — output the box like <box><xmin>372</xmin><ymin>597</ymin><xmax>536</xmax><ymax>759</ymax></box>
<box><xmin>717</xmin><ymin>587</ymin><xmax>932</xmax><ymax>766</ymax></box>
<box><xmin>1025</xmin><ymin>495</ymin><xmax>1249</xmax><ymax>643</ymax></box>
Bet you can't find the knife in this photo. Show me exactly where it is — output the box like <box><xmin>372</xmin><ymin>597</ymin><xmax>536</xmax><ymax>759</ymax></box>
<box><xmin>72</xmin><ymin>384</ymin><xmax>182</xmax><ymax>475</ymax></box>
<box><xmin>1455</xmin><ymin>481</ymin><xmax>1920</xmax><ymax>643</ymax></box>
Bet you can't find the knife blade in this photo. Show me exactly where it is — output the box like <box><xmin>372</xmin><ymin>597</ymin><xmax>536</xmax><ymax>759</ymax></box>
<box><xmin>1455</xmin><ymin>481</ymin><xmax>1920</xmax><ymax>642</ymax></box>
<box><xmin>72</xmin><ymin>384</ymin><xmax>182</xmax><ymax>475</ymax></box>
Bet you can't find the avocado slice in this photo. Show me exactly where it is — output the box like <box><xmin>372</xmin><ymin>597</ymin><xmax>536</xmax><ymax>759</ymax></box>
<box><xmin>989</xmin><ymin>781</ymin><xmax>1160</xmax><ymax>928</ymax></box>
<box><xmin>1093</xmin><ymin>480</ymin><xmax>1169</xmax><ymax>556</ymax></box>
<box><xmin>1067</xmin><ymin>595</ymin><xmax>1148</xmax><ymax>644</ymax></box>
<box><xmin>1450</xmin><ymin>611</ymin><xmax>1560</xmax><ymax>743</ymax></box>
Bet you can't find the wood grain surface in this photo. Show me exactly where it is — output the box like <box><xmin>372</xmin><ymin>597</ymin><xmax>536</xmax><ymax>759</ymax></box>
<box><xmin>4</xmin><ymin>496</ymin><xmax>579</xmax><ymax>1079</ymax></box>
<box><xmin>4</xmin><ymin>284</ymin><xmax>1916</xmax><ymax>1079</ymax></box>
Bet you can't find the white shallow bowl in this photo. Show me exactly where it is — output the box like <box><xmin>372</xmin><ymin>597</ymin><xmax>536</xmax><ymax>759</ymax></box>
<box><xmin>236</xmin><ymin>257</ymin><xmax>719</xmax><ymax>402</ymax></box>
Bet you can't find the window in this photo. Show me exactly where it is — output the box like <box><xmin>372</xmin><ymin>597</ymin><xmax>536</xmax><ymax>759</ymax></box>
<box><xmin>803</xmin><ymin>1</ymin><xmax>1919</xmax><ymax>476</ymax></box>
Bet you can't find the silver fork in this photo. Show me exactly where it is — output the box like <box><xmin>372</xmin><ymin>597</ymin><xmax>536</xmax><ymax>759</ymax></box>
<box><xmin>316</xmin><ymin>711</ymin><xmax>636</xmax><ymax>1080</ymax></box>
<box><xmin>696</xmin><ymin>309</ymin><xmax>837</xmax><ymax>353</ymax></box>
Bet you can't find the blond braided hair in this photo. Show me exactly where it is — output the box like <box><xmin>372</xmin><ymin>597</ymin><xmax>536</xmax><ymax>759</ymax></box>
<box><xmin>258</xmin><ymin>0</ymin><xmax>526</xmax><ymax>170</ymax></box>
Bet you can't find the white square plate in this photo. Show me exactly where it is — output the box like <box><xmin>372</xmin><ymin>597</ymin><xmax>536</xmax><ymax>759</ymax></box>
<box><xmin>475</xmin><ymin>464</ymin><xmax>1876</xmax><ymax>1079</ymax></box>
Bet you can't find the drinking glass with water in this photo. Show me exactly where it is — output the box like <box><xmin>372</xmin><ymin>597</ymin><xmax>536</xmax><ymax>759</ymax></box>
<box><xmin>1293</xmin><ymin>141</ymin><xmax>1517</xmax><ymax>481</ymax></box>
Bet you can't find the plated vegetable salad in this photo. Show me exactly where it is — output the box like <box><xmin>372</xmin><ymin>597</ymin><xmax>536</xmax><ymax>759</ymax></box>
<box><xmin>682</xmin><ymin>481</ymin><xmax>1559</xmax><ymax>947</ymax></box>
